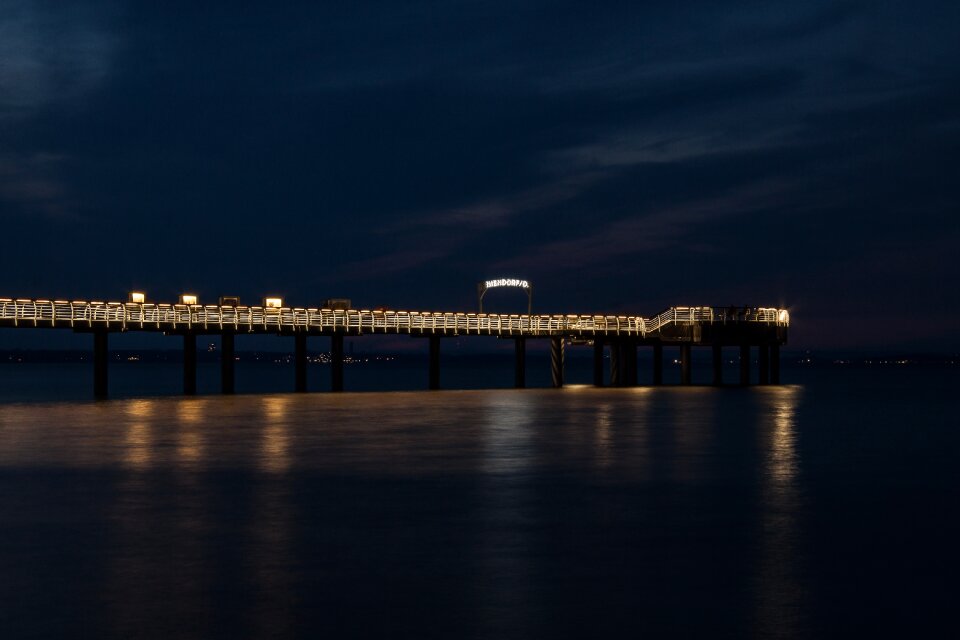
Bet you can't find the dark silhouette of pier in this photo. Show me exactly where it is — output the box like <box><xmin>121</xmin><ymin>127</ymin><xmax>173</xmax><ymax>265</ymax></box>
<box><xmin>0</xmin><ymin>298</ymin><xmax>788</xmax><ymax>398</ymax></box>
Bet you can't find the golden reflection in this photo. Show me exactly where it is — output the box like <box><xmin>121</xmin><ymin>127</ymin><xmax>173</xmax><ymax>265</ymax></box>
<box><xmin>262</xmin><ymin>395</ymin><xmax>289</xmax><ymax>422</ymax></box>
<box><xmin>245</xmin><ymin>398</ymin><xmax>297</xmax><ymax>635</ymax></box>
<box><xmin>768</xmin><ymin>387</ymin><xmax>799</xmax><ymax>485</ymax></box>
<box><xmin>753</xmin><ymin>385</ymin><xmax>802</xmax><ymax>637</ymax></box>
<box><xmin>124</xmin><ymin>398</ymin><xmax>156</xmax><ymax>420</ymax></box>
<box><xmin>0</xmin><ymin>406</ymin><xmax>29</xmax><ymax>467</ymax></box>
<box><xmin>177</xmin><ymin>431</ymin><xmax>203</xmax><ymax>467</ymax></box>
<box><xmin>594</xmin><ymin>403</ymin><xmax>613</xmax><ymax>468</ymax></box>
<box><xmin>123</xmin><ymin>421</ymin><xmax>153</xmax><ymax>470</ymax></box>
<box><xmin>174</xmin><ymin>399</ymin><xmax>206</xmax><ymax>468</ymax></box>
<box><xmin>260</xmin><ymin>395</ymin><xmax>291</xmax><ymax>473</ymax></box>
<box><xmin>176</xmin><ymin>398</ymin><xmax>204</xmax><ymax>424</ymax></box>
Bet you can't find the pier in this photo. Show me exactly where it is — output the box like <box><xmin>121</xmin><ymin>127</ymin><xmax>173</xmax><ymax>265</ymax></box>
<box><xmin>0</xmin><ymin>298</ymin><xmax>788</xmax><ymax>398</ymax></box>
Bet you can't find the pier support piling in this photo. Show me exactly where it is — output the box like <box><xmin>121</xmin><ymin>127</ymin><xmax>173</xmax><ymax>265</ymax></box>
<box><xmin>740</xmin><ymin>345</ymin><xmax>750</xmax><ymax>386</ymax></box>
<box><xmin>331</xmin><ymin>334</ymin><xmax>344</xmax><ymax>392</ymax></box>
<box><xmin>429</xmin><ymin>334</ymin><xmax>441</xmax><ymax>390</ymax></box>
<box><xmin>619</xmin><ymin>341</ymin><xmax>636</xmax><ymax>386</ymax></box>
<box><xmin>712</xmin><ymin>344</ymin><xmax>723</xmax><ymax>386</ymax></box>
<box><xmin>295</xmin><ymin>333</ymin><xmax>307</xmax><ymax>392</ymax></box>
<box><xmin>514</xmin><ymin>337</ymin><xmax>526</xmax><ymax>389</ymax></box>
<box><xmin>221</xmin><ymin>332</ymin><xmax>235</xmax><ymax>394</ymax></box>
<box><xmin>770</xmin><ymin>343</ymin><xmax>781</xmax><ymax>385</ymax></box>
<box><xmin>680</xmin><ymin>344</ymin><xmax>692</xmax><ymax>385</ymax></box>
<box><xmin>183</xmin><ymin>331</ymin><xmax>197</xmax><ymax>396</ymax></box>
<box><xmin>610</xmin><ymin>340</ymin><xmax>621</xmax><ymax>387</ymax></box>
<box><xmin>653</xmin><ymin>343</ymin><xmax>663</xmax><ymax>385</ymax></box>
<box><xmin>93</xmin><ymin>329</ymin><xmax>108</xmax><ymax>399</ymax></box>
<box><xmin>183</xmin><ymin>332</ymin><xmax>197</xmax><ymax>395</ymax></box>
<box><xmin>619</xmin><ymin>342</ymin><xmax>629</xmax><ymax>386</ymax></box>
<box><xmin>550</xmin><ymin>337</ymin><xmax>565</xmax><ymax>388</ymax></box>
<box><xmin>758</xmin><ymin>343</ymin><xmax>770</xmax><ymax>385</ymax></box>
<box><xmin>593</xmin><ymin>340</ymin><xmax>604</xmax><ymax>387</ymax></box>
<box><xmin>618</xmin><ymin>342</ymin><xmax>627</xmax><ymax>386</ymax></box>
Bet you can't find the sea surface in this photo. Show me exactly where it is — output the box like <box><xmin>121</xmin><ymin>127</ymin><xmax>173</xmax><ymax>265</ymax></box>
<box><xmin>0</xmin><ymin>361</ymin><xmax>957</xmax><ymax>638</ymax></box>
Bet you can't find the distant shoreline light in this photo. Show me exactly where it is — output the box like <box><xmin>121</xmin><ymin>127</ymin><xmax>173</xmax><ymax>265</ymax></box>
<box><xmin>484</xmin><ymin>278</ymin><xmax>530</xmax><ymax>289</ymax></box>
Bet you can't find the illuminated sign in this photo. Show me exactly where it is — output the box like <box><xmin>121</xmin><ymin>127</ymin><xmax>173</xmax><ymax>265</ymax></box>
<box><xmin>477</xmin><ymin>278</ymin><xmax>533</xmax><ymax>314</ymax></box>
<box><xmin>484</xmin><ymin>278</ymin><xmax>530</xmax><ymax>289</ymax></box>
<box><xmin>179</xmin><ymin>294</ymin><xmax>198</xmax><ymax>305</ymax></box>
<box><xmin>129</xmin><ymin>292</ymin><xmax>146</xmax><ymax>304</ymax></box>
<box><xmin>263</xmin><ymin>297</ymin><xmax>283</xmax><ymax>309</ymax></box>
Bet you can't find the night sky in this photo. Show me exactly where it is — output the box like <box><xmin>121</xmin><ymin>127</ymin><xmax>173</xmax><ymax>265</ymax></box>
<box><xmin>2</xmin><ymin>1</ymin><xmax>958</xmax><ymax>350</ymax></box>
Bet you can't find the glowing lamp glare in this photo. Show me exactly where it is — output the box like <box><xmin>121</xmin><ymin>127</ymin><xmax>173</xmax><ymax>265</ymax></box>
<box><xmin>264</xmin><ymin>297</ymin><xmax>283</xmax><ymax>309</ymax></box>
<box><xmin>129</xmin><ymin>292</ymin><xmax>146</xmax><ymax>304</ymax></box>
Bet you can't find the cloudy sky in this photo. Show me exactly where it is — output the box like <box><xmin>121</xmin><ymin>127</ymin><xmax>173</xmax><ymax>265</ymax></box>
<box><xmin>2</xmin><ymin>0</ymin><xmax>958</xmax><ymax>350</ymax></box>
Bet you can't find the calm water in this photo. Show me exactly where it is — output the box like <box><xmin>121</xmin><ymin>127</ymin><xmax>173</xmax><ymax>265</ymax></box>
<box><xmin>0</xmin><ymin>363</ymin><xmax>957</xmax><ymax>638</ymax></box>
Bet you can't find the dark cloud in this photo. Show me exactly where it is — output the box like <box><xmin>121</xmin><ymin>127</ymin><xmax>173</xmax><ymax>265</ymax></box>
<box><xmin>1</xmin><ymin>0</ymin><xmax>959</xmax><ymax>349</ymax></box>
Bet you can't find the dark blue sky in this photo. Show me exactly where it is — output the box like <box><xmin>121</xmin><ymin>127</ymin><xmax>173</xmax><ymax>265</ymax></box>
<box><xmin>2</xmin><ymin>0</ymin><xmax>958</xmax><ymax>350</ymax></box>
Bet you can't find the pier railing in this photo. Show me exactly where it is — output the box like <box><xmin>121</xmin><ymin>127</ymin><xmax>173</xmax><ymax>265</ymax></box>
<box><xmin>0</xmin><ymin>298</ymin><xmax>788</xmax><ymax>337</ymax></box>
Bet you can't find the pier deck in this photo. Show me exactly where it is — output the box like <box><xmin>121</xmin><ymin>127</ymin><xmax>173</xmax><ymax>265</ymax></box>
<box><xmin>0</xmin><ymin>297</ymin><xmax>789</xmax><ymax>397</ymax></box>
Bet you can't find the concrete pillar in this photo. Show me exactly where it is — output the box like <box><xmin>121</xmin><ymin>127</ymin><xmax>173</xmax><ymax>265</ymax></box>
<box><xmin>331</xmin><ymin>333</ymin><xmax>344</xmax><ymax>392</ymax></box>
<box><xmin>740</xmin><ymin>344</ymin><xmax>750</xmax><ymax>386</ymax></box>
<box><xmin>712</xmin><ymin>343</ymin><xmax>723</xmax><ymax>386</ymax></box>
<box><xmin>295</xmin><ymin>332</ymin><xmax>307</xmax><ymax>392</ymax></box>
<box><xmin>610</xmin><ymin>340</ymin><xmax>621</xmax><ymax>387</ymax></box>
<box><xmin>429</xmin><ymin>334</ymin><xmax>440</xmax><ymax>390</ymax></box>
<box><xmin>680</xmin><ymin>343</ymin><xmax>692</xmax><ymax>385</ymax></box>
<box><xmin>514</xmin><ymin>337</ymin><xmax>526</xmax><ymax>389</ymax></box>
<box><xmin>221</xmin><ymin>332</ymin><xmax>235</xmax><ymax>394</ymax></box>
<box><xmin>93</xmin><ymin>329</ymin><xmax>108</xmax><ymax>399</ymax></box>
<box><xmin>593</xmin><ymin>340</ymin><xmax>604</xmax><ymax>387</ymax></box>
<box><xmin>550</xmin><ymin>337</ymin><xmax>564</xmax><ymax>388</ymax></box>
<box><xmin>652</xmin><ymin>343</ymin><xmax>663</xmax><ymax>385</ymax></box>
<box><xmin>183</xmin><ymin>332</ymin><xmax>197</xmax><ymax>395</ymax></box>
<box><xmin>770</xmin><ymin>343</ymin><xmax>781</xmax><ymax>385</ymax></box>
<box><xmin>758</xmin><ymin>343</ymin><xmax>770</xmax><ymax>385</ymax></box>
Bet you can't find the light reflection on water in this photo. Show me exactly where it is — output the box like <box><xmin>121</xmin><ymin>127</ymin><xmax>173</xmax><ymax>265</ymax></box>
<box><xmin>481</xmin><ymin>392</ymin><xmax>535</xmax><ymax>475</ymax></box>
<box><xmin>0</xmin><ymin>384</ymin><xmax>822</xmax><ymax>637</ymax></box>
<box><xmin>475</xmin><ymin>392</ymin><xmax>540</xmax><ymax>629</ymax></box>
<box><xmin>260</xmin><ymin>395</ymin><xmax>292</xmax><ymax>474</ymax></box>
<box><xmin>593</xmin><ymin>401</ymin><xmax>614</xmax><ymax>469</ymax></box>
<box><xmin>666</xmin><ymin>387</ymin><xmax>716</xmax><ymax>484</ymax></box>
<box><xmin>754</xmin><ymin>386</ymin><xmax>803</xmax><ymax>638</ymax></box>
<box><xmin>176</xmin><ymin>399</ymin><xmax>205</xmax><ymax>469</ymax></box>
<box><xmin>769</xmin><ymin>387</ymin><xmax>800</xmax><ymax>485</ymax></box>
<box><xmin>122</xmin><ymin>421</ymin><xmax>152</xmax><ymax>471</ymax></box>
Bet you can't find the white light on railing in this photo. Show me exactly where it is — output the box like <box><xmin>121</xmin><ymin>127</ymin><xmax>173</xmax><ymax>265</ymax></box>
<box><xmin>180</xmin><ymin>294</ymin><xmax>198</xmax><ymax>305</ymax></box>
<box><xmin>778</xmin><ymin>309</ymin><xmax>789</xmax><ymax>324</ymax></box>
<box><xmin>129</xmin><ymin>292</ymin><xmax>146</xmax><ymax>304</ymax></box>
<box><xmin>264</xmin><ymin>297</ymin><xmax>283</xmax><ymax>309</ymax></box>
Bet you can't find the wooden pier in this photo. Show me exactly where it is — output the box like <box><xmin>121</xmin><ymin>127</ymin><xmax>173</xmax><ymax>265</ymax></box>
<box><xmin>0</xmin><ymin>298</ymin><xmax>789</xmax><ymax>398</ymax></box>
